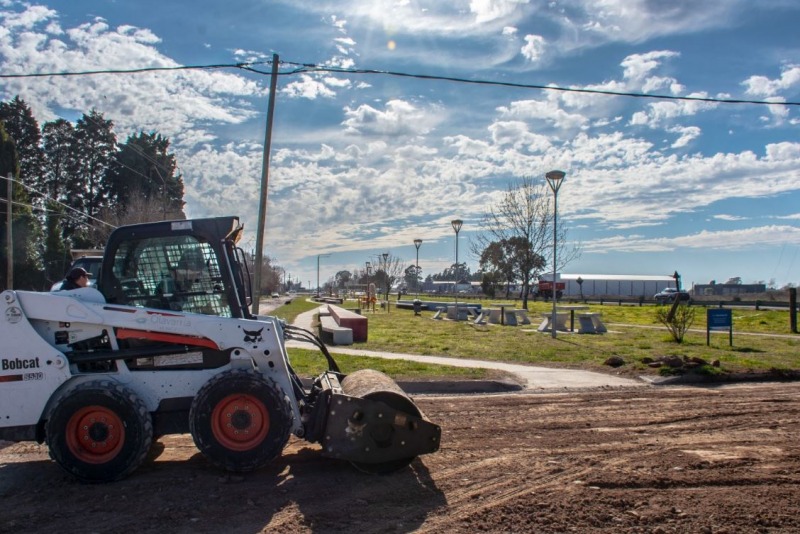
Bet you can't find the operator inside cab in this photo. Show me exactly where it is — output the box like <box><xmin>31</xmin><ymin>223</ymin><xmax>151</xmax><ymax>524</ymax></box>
<box><xmin>59</xmin><ymin>267</ymin><xmax>91</xmax><ymax>291</ymax></box>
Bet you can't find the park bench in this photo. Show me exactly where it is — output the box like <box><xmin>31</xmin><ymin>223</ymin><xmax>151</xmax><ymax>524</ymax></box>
<box><xmin>327</xmin><ymin>304</ymin><xmax>368</xmax><ymax>342</ymax></box>
<box><xmin>577</xmin><ymin>312</ymin><xmax>607</xmax><ymax>334</ymax></box>
<box><xmin>319</xmin><ymin>314</ymin><xmax>354</xmax><ymax>345</ymax></box>
<box><xmin>514</xmin><ymin>309</ymin><xmax>531</xmax><ymax>325</ymax></box>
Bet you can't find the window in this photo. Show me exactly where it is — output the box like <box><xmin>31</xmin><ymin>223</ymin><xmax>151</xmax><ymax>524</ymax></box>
<box><xmin>110</xmin><ymin>236</ymin><xmax>231</xmax><ymax>317</ymax></box>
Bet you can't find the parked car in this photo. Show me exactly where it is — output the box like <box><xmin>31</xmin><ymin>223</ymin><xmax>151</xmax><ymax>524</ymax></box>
<box><xmin>50</xmin><ymin>256</ymin><xmax>103</xmax><ymax>291</ymax></box>
<box><xmin>654</xmin><ymin>287</ymin><xmax>690</xmax><ymax>304</ymax></box>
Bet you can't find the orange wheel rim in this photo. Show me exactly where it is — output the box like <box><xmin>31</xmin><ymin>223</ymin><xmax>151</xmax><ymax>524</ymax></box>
<box><xmin>210</xmin><ymin>393</ymin><xmax>270</xmax><ymax>451</ymax></box>
<box><xmin>65</xmin><ymin>406</ymin><xmax>126</xmax><ymax>464</ymax></box>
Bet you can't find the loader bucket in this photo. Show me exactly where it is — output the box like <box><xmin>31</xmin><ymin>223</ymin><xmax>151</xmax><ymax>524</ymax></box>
<box><xmin>320</xmin><ymin>369</ymin><xmax>441</xmax><ymax>474</ymax></box>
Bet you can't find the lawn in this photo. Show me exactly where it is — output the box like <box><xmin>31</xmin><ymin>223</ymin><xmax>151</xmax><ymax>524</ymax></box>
<box><xmin>270</xmin><ymin>296</ymin><xmax>800</xmax><ymax>380</ymax></box>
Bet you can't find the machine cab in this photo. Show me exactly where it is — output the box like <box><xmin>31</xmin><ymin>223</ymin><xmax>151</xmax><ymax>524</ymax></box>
<box><xmin>97</xmin><ymin>217</ymin><xmax>253</xmax><ymax>319</ymax></box>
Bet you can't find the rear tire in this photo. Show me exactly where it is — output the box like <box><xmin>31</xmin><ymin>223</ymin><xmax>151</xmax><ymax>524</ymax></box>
<box><xmin>189</xmin><ymin>369</ymin><xmax>292</xmax><ymax>472</ymax></box>
<box><xmin>45</xmin><ymin>380</ymin><xmax>153</xmax><ymax>483</ymax></box>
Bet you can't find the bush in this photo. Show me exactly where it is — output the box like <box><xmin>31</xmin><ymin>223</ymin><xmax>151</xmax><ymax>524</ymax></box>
<box><xmin>655</xmin><ymin>304</ymin><xmax>696</xmax><ymax>343</ymax></box>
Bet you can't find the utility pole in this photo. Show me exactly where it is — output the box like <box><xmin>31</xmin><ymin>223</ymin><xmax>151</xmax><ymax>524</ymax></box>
<box><xmin>5</xmin><ymin>173</ymin><xmax>12</xmax><ymax>289</ymax></box>
<box><xmin>252</xmin><ymin>53</ymin><xmax>280</xmax><ymax>315</ymax></box>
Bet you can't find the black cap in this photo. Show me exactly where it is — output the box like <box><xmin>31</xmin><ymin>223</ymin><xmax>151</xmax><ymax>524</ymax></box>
<box><xmin>67</xmin><ymin>267</ymin><xmax>90</xmax><ymax>280</ymax></box>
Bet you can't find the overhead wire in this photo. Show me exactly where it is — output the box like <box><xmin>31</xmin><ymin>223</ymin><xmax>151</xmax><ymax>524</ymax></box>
<box><xmin>1</xmin><ymin>60</ymin><xmax>797</xmax><ymax>107</ymax></box>
<box><xmin>11</xmin><ymin>177</ymin><xmax>117</xmax><ymax>229</ymax></box>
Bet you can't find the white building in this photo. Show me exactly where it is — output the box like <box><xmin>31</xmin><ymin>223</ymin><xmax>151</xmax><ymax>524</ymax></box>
<box><xmin>541</xmin><ymin>273</ymin><xmax>678</xmax><ymax>298</ymax></box>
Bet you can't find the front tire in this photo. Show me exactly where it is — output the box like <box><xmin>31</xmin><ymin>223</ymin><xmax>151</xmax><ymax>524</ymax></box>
<box><xmin>45</xmin><ymin>380</ymin><xmax>153</xmax><ymax>483</ymax></box>
<box><xmin>189</xmin><ymin>370</ymin><xmax>292</xmax><ymax>472</ymax></box>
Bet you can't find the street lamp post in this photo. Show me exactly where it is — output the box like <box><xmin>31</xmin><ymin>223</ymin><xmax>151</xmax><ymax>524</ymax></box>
<box><xmin>365</xmin><ymin>261</ymin><xmax>372</xmax><ymax>312</ymax></box>
<box><xmin>545</xmin><ymin>170</ymin><xmax>565</xmax><ymax>338</ymax></box>
<box><xmin>382</xmin><ymin>252</ymin><xmax>390</xmax><ymax>313</ymax></box>
<box><xmin>413</xmin><ymin>239</ymin><xmax>422</xmax><ymax>297</ymax></box>
<box><xmin>451</xmin><ymin>219</ymin><xmax>463</xmax><ymax>318</ymax></box>
<box><xmin>316</xmin><ymin>253</ymin><xmax>330</xmax><ymax>298</ymax></box>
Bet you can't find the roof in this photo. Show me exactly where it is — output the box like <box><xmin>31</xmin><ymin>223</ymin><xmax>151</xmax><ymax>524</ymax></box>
<box><xmin>543</xmin><ymin>274</ymin><xmax>676</xmax><ymax>282</ymax></box>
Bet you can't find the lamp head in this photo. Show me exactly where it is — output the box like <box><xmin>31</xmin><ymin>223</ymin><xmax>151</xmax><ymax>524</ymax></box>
<box><xmin>545</xmin><ymin>170</ymin><xmax>566</xmax><ymax>192</ymax></box>
<box><xmin>414</xmin><ymin>238</ymin><xmax>422</xmax><ymax>249</ymax></box>
<box><xmin>451</xmin><ymin>219</ymin><xmax>463</xmax><ymax>233</ymax></box>
<box><xmin>382</xmin><ymin>252</ymin><xmax>389</xmax><ymax>262</ymax></box>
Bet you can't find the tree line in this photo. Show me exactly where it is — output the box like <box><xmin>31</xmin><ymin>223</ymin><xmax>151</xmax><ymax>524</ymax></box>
<box><xmin>0</xmin><ymin>96</ymin><xmax>187</xmax><ymax>290</ymax></box>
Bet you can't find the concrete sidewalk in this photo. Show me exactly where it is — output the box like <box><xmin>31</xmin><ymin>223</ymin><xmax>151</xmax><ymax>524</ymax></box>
<box><xmin>283</xmin><ymin>306</ymin><xmax>645</xmax><ymax>392</ymax></box>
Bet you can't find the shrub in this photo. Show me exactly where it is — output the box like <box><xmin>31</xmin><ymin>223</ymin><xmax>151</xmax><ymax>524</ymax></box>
<box><xmin>655</xmin><ymin>304</ymin><xmax>696</xmax><ymax>343</ymax></box>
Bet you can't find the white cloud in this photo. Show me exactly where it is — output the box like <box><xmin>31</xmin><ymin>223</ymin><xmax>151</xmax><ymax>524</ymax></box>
<box><xmin>0</xmin><ymin>6</ymin><xmax>261</xmax><ymax>139</ymax></box>
<box><xmin>713</xmin><ymin>214</ymin><xmax>748</xmax><ymax>221</ymax></box>
<box><xmin>742</xmin><ymin>65</ymin><xmax>800</xmax><ymax>97</ymax></box>
<box><xmin>470</xmin><ymin>0</ymin><xmax>530</xmax><ymax>24</ymax></box>
<box><xmin>497</xmin><ymin>97</ymin><xmax>588</xmax><ymax>130</ymax></box>
<box><xmin>520</xmin><ymin>34</ymin><xmax>546</xmax><ymax>62</ymax></box>
<box><xmin>583</xmin><ymin>225</ymin><xmax>800</xmax><ymax>254</ymax></box>
<box><xmin>342</xmin><ymin>99</ymin><xmax>443</xmax><ymax>137</ymax></box>
<box><xmin>667</xmin><ymin>125</ymin><xmax>701</xmax><ymax>148</ymax></box>
<box><xmin>282</xmin><ymin>75</ymin><xmax>337</xmax><ymax>99</ymax></box>
<box><xmin>620</xmin><ymin>50</ymin><xmax>680</xmax><ymax>81</ymax></box>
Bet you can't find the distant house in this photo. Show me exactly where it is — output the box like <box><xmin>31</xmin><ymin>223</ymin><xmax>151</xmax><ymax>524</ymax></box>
<box><xmin>539</xmin><ymin>273</ymin><xmax>678</xmax><ymax>298</ymax></box>
<box><xmin>693</xmin><ymin>281</ymin><xmax>766</xmax><ymax>296</ymax></box>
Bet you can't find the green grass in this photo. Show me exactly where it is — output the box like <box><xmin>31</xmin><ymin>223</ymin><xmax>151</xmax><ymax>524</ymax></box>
<box><xmin>268</xmin><ymin>297</ymin><xmax>800</xmax><ymax>380</ymax></box>
<box><xmin>285</xmin><ymin>347</ymin><xmax>491</xmax><ymax>380</ymax></box>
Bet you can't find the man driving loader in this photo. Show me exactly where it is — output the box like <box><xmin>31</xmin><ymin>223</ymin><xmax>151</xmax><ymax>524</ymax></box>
<box><xmin>58</xmin><ymin>267</ymin><xmax>91</xmax><ymax>291</ymax></box>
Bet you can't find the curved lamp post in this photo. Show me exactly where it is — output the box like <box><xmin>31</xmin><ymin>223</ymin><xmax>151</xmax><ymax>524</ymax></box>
<box><xmin>545</xmin><ymin>170</ymin><xmax>565</xmax><ymax>339</ymax></box>
<box><xmin>451</xmin><ymin>219</ymin><xmax>463</xmax><ymax>317</ymax></box>
<box><xmin>381</xmin><ymin>252</ymin><xmax>390</xmax><ymax>313</ymax></box>
<box><xmin>414</xmin><ymin>238</ymin><xmax>422</xmax><ymax>297</ymax></box>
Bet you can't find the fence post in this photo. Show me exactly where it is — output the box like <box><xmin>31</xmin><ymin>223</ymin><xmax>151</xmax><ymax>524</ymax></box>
<box><xmin>791</xmin><ymin>288</ymin><xmax>797</xmax><ymax>334</ymax></box>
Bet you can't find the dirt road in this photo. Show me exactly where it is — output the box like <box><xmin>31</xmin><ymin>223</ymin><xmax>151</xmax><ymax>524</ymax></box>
<box><xmin>2</xmin><ymin>382</ymin><xmax>799</xmax><ymax>533</ymax></box>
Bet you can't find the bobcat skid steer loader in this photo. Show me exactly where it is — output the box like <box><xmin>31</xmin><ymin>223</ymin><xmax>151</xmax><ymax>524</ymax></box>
<box><xmin>0</xmin><ymin>217</ymin><xmax>440</xmax><ymax>482</ymax></box>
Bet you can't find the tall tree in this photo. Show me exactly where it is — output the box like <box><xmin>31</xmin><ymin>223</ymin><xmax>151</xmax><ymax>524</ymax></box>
<box><xmin>108</xmin><ymin>131</ymin><xmax>185</xmax><ymax>220</ymax></box>
<box><xmin>42</xmin><ymin>201</ymin><xmax>68</xmax><ymax>284</ymax></box>
<box><xmin>0</xmin><ymin>97</ymin><xmax>46</xmax><ymax>197</ymax></box>
<box><xmin>334</xmin><ymin>270</ymin><xmax>352</xmax><ymax>290</ymax></box>
<box><xmin>0</xmin><ymin>122</ymin><xmax>44</xmax><ymax>290</ymax></box>
<box><xmin>68</xmin><ymin>110</ymin><xmax>117</xmax><ymax>233</ymax></box>
<box><xmin>42</xmin><ymin>118</ymin><xmax>76</xmax><ymax>201</ymax></box>
<box><xmin>473</xmin><ymin>176</ymin><xmax>578</xmax><ymax>310</ymax></box>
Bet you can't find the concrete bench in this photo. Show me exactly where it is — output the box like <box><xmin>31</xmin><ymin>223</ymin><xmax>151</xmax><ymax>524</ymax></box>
<box><xmin>446</xmin><ymin>305</ymin><xmax>475</xmax><ymax>321</ymax></box>
<box><xmin>328</xmin><ymin>304</ymin><xmax>368</xmax><ymax>342</ymax></box>
<box><xmin>320</xmin><ymin>315</ymin><xmax>353</xmax><ymax>345</ymax></box>
<box><xmin>537</xmin><ymin>312</ymin><xmax>570</xmax><ymax>332</ymax></box>
<box><xmin>578</xmin><ymin>312</ymin><xmax>607</xmax><ymax>334</ymax></box>
<box><xmin>514</xmin><ymin>309</ymin><xmax>531</xmax><ymax>325</ymax></box>
<box><xmin>487</xmin><ymin>309</ymin><xmax>502</xmax><ymax>324</ymax></box>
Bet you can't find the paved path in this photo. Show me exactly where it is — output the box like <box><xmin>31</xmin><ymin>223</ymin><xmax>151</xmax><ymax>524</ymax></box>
<box><xmin>282</xmin><ymin>305</ymin><xmax>645</xmax><ymax>391</ymax></box>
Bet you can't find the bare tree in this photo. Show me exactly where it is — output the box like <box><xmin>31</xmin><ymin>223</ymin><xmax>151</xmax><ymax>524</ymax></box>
<box><xmin>372</xmin><ymin>253</ymin><xmax>406</xmax><ymax>298</ymax></box>
<box><xmin>86</xmin><ymin>186</ymin><xmax>185</xmax><ymax>246</ymax></box>
<box><xmin>472</xmin><ymin>176</ymin><xmax>579</xmax><ymax>310</ymax></box>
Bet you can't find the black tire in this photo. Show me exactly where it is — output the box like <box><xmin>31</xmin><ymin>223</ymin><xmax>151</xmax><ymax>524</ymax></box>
<box><xmin>189</xmin><ymin>369</ymin><xmax>293</xmax><ymax>472</ymax></box>
<box><xmin>45</xmin><ymin>380</ymin><xmax>153</xmax><ymax>483</ymax></box>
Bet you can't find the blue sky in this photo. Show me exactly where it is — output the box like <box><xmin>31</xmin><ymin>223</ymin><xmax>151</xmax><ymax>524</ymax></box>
<box><xmin>1</xmin><ymin>0</ymin><xmax>799</xmax><ymax>290</ymax></box>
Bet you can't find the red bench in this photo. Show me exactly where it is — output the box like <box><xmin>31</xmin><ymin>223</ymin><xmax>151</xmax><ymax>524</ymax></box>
<box><xmin>328</xmin><ymin>304</ymin><xmax>368</xmax><ymax>342</ymax></box>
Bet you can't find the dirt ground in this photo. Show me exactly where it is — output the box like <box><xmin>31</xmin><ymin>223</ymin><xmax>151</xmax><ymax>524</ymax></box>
<box><xmin>1</xmin><ymin>381</ymin><xmax>799</xmax><ymax>534</ymax></box>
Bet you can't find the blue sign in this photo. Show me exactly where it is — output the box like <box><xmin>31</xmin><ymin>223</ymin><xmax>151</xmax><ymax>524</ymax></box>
<box><xmin>708</xmin><ymin>309</ymin><xmax>732</xmax><ymax>329</ymax></box>
<box><xmin>707</xmin><ymin>308</ymin><xmax>733</xmax><ymax>346</ymax></box>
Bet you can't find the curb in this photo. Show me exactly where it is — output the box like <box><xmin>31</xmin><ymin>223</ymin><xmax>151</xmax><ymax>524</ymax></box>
<box><xmin>299</xmin><ymin>378</ymin><xmax>524</xmax><ymax>395</ymax></box>
<box><xmin>397</xmin><ymin>379</ymin><xmax>524</xmax><ymax>394</ymax></box>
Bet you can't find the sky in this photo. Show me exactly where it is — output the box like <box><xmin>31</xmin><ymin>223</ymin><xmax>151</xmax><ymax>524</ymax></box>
<box><xmin>1</xmin><ymin>0</ymin><xmax>799</xmax><ymax>291</ymax></box>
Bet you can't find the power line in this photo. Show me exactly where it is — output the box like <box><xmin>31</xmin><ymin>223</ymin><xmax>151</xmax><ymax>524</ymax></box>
<box><xmin>12</xmin><ymin>177</ymin><xmax>117</xmax><ymax>229</ymax></box>
<box><xmin>1</xmin><ymin>60</ymin><xmax>797</xmax><ymax>107</ymax></box>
